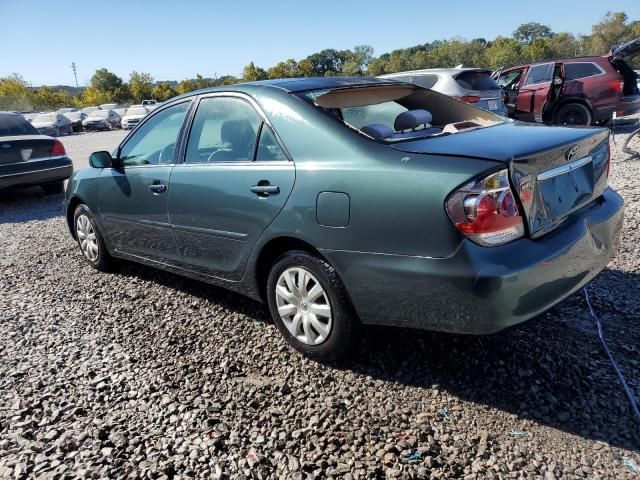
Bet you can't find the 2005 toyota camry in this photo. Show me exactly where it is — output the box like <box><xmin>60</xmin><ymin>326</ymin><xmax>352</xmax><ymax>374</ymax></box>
<box><xmin>64</xmin><ymin>77</ymin><xmax>624</xmax><ymax>361</ymax></box>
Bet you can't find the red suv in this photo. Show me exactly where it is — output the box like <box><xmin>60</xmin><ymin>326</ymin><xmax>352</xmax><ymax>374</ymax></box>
<box><xmin>495</xmin><ymin>38</ymin><xmax>640</xmax><ymax>126</ymax></box>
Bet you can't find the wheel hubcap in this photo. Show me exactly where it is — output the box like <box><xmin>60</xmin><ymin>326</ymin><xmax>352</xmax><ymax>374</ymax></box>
<box><xmin>76</xmin><ymin>214</ymin><xmax>99</xmax><ymax>262</ymax></box>
<box><xmin>275</xmin><ymin>267</ymin><xmax>332</xmax><ymax>346</ymax></box>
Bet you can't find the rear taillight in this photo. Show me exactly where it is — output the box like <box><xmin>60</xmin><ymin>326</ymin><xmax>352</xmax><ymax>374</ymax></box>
<box><xmin>610</xmin><ymin>81</ymin><xmax>624</xmax><ymax>94</ymax></box>
<box><xmin>446</xmin><ymin>169</ymin><xmax>525</xmax><ymax>246</ymax></box>
<box><xmin>454</xmin><ymin>95</ymin><xmax>481</xmax><ymax>103</ymax></box>
<box><xmin>51</xmin><ymin>139</ymin><xmax>66</xmax><ymax>157</ymax></box>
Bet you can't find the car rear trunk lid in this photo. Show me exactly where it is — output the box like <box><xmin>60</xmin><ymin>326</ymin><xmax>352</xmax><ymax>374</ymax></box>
<box><xmin>390</xmin><ymin>122</ymin><xmax>611</xmax><ymax>238</ymax></box>
<box><xmin>0</xmin><ymin>136</ymin><xmax>57</xmax><ymax>166</ymax></box>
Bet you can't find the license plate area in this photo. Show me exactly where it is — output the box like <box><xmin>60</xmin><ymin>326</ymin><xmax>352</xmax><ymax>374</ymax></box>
<box><xmin>537</xmin><ymin>160</ymin><xmax>594</xmax><ymax>220</ymax></box>
<box><xmin>487</xmin><ymin>99</ymin><xmax>498</xmax><ymax>110</ymax></box>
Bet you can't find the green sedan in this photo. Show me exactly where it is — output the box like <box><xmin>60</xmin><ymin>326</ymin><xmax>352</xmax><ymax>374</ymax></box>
<box><xmin>64</xmin><ymin>77</ymin><xmax>624</xmax><ymax>361</ymax></box>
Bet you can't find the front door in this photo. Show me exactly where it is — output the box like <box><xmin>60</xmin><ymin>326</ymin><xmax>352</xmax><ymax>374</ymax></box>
<box><xmin>514</xmin><ymin>62</ymin><xmax>555</xmax><ymax>122</ymax></box>
<box><xmin>168</xmin><ymin>94</ymin><xmax>295</xmax><ymax>281</ymax></box>
<box><xmin>97</xmin><ymin>101</ymin><xmax>191</xmax><ymax>265</ymax></box>
<box><xmin>497</xmin><ymin>68</ymin><xmax>524</xmax><ymax>117</ymax></box>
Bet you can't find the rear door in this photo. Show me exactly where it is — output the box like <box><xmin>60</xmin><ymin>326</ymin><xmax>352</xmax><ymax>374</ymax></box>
<box><xmin>514</xmin><ymin>62</ymin><xmax>555</xmax><ymax>122</ymax></box>
<box><xmin>97</xmin><ymin>101</ymin><xmax>191</xmax><ymax>265</ymax></box>
<box><xmin>168</xmin><ymin>93</ymin><xmax>295</xmax><ymax>281</ymax></box>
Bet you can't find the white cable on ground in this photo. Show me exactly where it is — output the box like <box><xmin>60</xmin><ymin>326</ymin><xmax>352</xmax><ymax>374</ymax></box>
<box><xmin>583</xmin><ymin>287</ymin><xmax>640</xmax><ymax>423</ymax></box>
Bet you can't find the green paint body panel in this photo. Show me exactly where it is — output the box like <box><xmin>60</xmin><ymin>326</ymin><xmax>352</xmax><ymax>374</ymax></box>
<box><xmin>64</xmin><ymin>78</ymin><xmax>625</xmax><ymax>334</ymax></box>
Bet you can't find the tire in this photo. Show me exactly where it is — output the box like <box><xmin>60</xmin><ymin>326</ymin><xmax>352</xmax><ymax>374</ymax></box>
<box><xmin>73</xmin><ymin>204</ymin><xmax>112</xmax><ymax>272</ymax></box>
<box><xmin>53</xmin><ymin>127</ymin><xmax>60</xmax><ymax>137</ymax></box>
<box><xmin>554</xmin><ymin>103</ymin><xmax>592</xmax><ymax>126</ymax></box>
<box><xmin>266</xmin><ymin>250</ymin><xmax>358</xmax><ymax>362</ymax></box>
<box><xmin>41</xmin><ymin>181</ymin><xmax>64</xmax><ymax>195</ymax></box>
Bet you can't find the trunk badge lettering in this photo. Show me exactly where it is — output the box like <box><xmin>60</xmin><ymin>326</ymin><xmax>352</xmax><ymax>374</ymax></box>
<box><xmin>566</xmin><ymin>146</ymin><xmax>579</xmax><ymax>161</ymax></box>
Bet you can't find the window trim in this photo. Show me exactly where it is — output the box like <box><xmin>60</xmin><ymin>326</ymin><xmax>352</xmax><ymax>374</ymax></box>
<box><xmin>115</xmin><ymin>99</ymin><xmax>194</xmax><ymax>169</ymax></box>
<box><xmin>523</xmin><ymin>62</ymin><xmax>556</xmax><ymax>87</ymax></box>
<box><xmin>562</xmin><ymin>61</ymin><xmax>606</xmax><ymax>81</ymax></box>
<box><xmin>178</xmin><ymin>91</ymin><xmax>292</xmax><ymax>166</ymax></box>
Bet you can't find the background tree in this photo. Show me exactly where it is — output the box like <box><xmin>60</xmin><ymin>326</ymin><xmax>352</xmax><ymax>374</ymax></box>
<box><xmin>242</xmin><ymin>62</ymin><xmax>268</xmax><ymax>82</ymax></box>
<box><xmin>342</xmin><ymin>45</ymin><xmax>374</xmax><ymax>75</ymax></box>
<box><xmin>513</xmin><ymin>22</ymin><xmax>554</xmax><ymax>44</ymax></box>
<box><xmin>586</xmin><ymin>11</ymin><xmax>635</xmax><ymax>54</ymax></box>
<box><xmin>522</xmin><ymin>38</ymin><xmax>554</xmax><ymax>62</ymax></box>
<box><xmin>0</xmin><ymin>74</ymin><xmax>33</xmax><ymax>110</ymax></box>
<box><xmin>129</xmin><ymin>71</ymin><xmax>154</xmax><ymax>103</ymax></box>
<box><xmin>484</xmin><ymin>37</ymin><xmax>522</xmax><ymax>68</ymax></box>
<box><xmin>151</xmin><ymin>82</ymin><xmax>177</xmax><ymax>102</ymax></box>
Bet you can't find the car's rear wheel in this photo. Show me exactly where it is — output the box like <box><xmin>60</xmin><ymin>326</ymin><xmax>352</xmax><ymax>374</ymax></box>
<box><xmin>554</xmin><ymin>103</ymin><xmax>592</xmax><ymax>126</ymax></box>
<box><xmin>74</xmin><ymin>204</ymin><xmax>111</xmax><ymax>272</ymax></box>
<box><xmin>41</xmin><ymin>181</ymin><xmax>64</xmax><ymax>195</ymax></box>
<box><xmin>266</xmin><ymin>250</ymin><xmax>357</xmax><ymax>362</ymax></box>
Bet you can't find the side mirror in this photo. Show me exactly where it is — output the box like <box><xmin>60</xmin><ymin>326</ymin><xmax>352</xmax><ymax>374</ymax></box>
<box><xmin>89</xmin><ymin>151</ymin><xmax>113</xmax><ymax>169</ymax></box>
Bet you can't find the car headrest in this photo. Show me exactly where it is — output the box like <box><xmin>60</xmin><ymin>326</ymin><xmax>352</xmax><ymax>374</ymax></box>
<box><xmin>360</xmin><ymin>124</ymin><xmax>394</xmax><ymax>139</ymax></box>
<box><xmin>221</xmin><ymin>119</ymin><xmax>256</xmax><ymax>153</ymax></box>
<box><xmin>394</xmin><ymin>109</ymin><xmax>433</xmax><ymax>131</ymax></box>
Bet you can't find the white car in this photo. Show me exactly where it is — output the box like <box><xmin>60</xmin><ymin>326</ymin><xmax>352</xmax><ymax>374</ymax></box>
<box><xmin>121</xmin><ymin>105</ymin><xmax>149</xmax><ymax>129</ymax></box>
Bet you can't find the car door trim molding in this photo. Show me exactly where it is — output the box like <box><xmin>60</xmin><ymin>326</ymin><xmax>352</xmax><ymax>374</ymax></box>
<box><xmin>102</xmin><ymin>214</ymin><xmax>173</xmax><ymax>230</ymax></box>
<box><xmin>171</xmin><ymin>223</ymin><xmax>248</xmax><ymax>241</ymax></box>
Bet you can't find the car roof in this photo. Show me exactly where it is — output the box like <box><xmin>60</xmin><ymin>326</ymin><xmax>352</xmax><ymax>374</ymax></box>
<box><xmin>504</xmin><ymin>55</ymin><xmax>605</xmax><ymax>71</ymax></box>
<box><xmin>175</xmin><ymin>77</ymin><xmax>407</xmax><ymax>99</ymax></box>
<box><xmin>379</xmin><ymin>67</ymin><xmax>490</xmax><ymax>77</ymax></box>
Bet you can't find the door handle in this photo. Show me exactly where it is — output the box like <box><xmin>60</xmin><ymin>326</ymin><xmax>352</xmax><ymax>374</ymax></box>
<box><xmin>250</xmin><ymin>183</ymin><xmax>280</xmax><ymax>197</ymax></box>
<box><xmin>148</xmin><ymin>183</ymin><xmax>167</xmax><ymax>194</ymax></box>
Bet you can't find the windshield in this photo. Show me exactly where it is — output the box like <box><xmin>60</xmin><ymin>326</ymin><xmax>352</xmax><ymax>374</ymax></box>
<box><xmin>92</xmin><ymin>110</ymin><xmax>109</xmax><ymax>118</ymax></box>
<box><xmin>34</xmin><ymin>114</ymin><xmax>57</xmax><ymax>123</ymax></box>
<box><xmin>0</xmin><ymin>114</ymin><xmax>39</xmax><ymax>135</ymax></box>
<box><xmin>299</xmin><ymin>85</ymin><xmax>503</xmax><ymax>142</ymax></box>
<box><xmin>126</xmin><ymin>107</ymin><xmax>147</xmax><ymax>116</ymax></box>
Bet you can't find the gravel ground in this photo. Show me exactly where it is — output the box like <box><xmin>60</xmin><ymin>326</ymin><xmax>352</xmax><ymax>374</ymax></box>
<box><xmin>0</xmin><ymin>126</ymin><xmax>639</xmax><ymax>479</ymax></box>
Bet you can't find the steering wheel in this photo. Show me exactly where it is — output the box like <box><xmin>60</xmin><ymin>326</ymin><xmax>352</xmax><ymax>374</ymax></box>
<box><xmin>159</xmin><ymin>143</ymin><xmax>175</xmax><ymax>164</ymax></box>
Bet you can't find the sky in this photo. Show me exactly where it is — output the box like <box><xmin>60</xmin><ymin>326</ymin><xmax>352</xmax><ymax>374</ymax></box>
<box><xmin>1</xmin><ymin>0</ymin><xmax>638</xmax><ymax>86</ymax></box>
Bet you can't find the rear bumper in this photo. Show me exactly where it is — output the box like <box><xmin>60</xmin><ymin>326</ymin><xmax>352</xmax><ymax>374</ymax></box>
<box><xmin>593</xmin><ymin>96</ymin><xmax>640</xmax><ymax>122</ymax></box>
<box><xmin>0</xmin><ymin>159</ymin><xmax>73</xmax><ymax>190</ymax></box>
<box><xmin>321</xmin><ymin>188</ymin><xmax>624</xmax><ymax>334</ymax></box>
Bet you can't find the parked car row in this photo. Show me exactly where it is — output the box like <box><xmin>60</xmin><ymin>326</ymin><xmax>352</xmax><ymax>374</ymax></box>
<box><xmin>20</xmin><ymin>101</ymin><xmax>158</xmax><ymax>136</ymax></box>
<box><xmin>382</xmin><ymin>37</ymin><xmax>640</xmax><ymax>126</ymax></box>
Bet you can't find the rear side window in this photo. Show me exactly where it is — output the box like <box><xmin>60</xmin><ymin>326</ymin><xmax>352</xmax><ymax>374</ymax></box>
<box><xmin>255</xmin><ymin>126</ymin><xmax>287</xmax><ymax>161</ymax></box>
<box><xmin>0</xmin><ymin>114</ymin><xmax>39</xmax><ymax>136</ymax></box>
<box><xmin>185</xmin><ymin>96</ymin><xmax>262</xmax><ymax>163</ymax></box>
<box><xmin>564</xmin><ymin>62</ymin><xmax>603</xmax><ymax>81</ymax></box>
<box><xmin>524</xmin><ymin>63</ymin><xmax>554</xmax><ymax>86</ymax></box>
<box><xmin>411</xmin><ymin>74</ymin><xmax>440</xmax><ymax>89</ymax></box>
<box><xmin>455</xmin><ymin>71</ymin><xmax>500</xmax><ymax>91</ymax></box>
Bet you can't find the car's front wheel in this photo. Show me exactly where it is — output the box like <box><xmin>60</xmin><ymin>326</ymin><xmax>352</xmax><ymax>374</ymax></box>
<box><xmin>266</xmin><ymin>250</ymin><xmax>358</xmax><ymax>362</ymax></box>
<box><xmin>73</xmin><ymin>204</ymin><xmax>111</xmax><ymax>272</ymax></box>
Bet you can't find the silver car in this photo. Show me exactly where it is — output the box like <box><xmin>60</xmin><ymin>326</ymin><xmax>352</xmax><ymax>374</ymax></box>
<box><xmin>379</xmin><ymin>67</ymin><xmax>508</xmax><ymax>116</ymax></box>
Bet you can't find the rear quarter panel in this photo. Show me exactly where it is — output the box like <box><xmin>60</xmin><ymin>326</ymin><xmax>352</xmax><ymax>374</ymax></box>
<box><xmin>251</xmin><ymin>88</ymin><xmax>501</xmax><ymax>259</ymax></box>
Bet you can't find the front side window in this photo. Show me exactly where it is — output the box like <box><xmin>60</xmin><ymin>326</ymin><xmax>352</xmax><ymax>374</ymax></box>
<box><xmin>118</xmin><ymin>102</ymin><xmax>189</xmax><ymax>166</ymax></box>
<box><xmin>564</xmin><ymin>62</ymin><xmax>603</xmax><ymax>81</ymax></box>
<box><xmin>524</xmin><ymin>63</ymin><xmax>554</xmax><ymax>86</ymax></box>
<box><xmin>185</xmin><ymin>97</ymin><xmax>262</xmax><ymax>163</ymax></box>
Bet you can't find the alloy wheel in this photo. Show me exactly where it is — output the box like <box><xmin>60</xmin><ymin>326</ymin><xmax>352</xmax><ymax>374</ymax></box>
<box><xmin>76</xmin><ymin>214</ymin><xmax>99</xmax><ymax>262</ymax></box>
<box><xmin>275</xmin><ymin>267</ymin><xmax>333</xmax><ymax>345</ymax></box>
